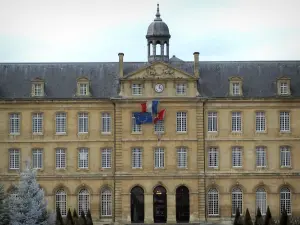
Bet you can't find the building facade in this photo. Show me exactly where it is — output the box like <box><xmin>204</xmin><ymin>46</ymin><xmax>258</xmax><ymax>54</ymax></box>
<box><xmin>1</xmin><ymin>4</ymin><xmax>300</xmax><ymax>224</ymax></box>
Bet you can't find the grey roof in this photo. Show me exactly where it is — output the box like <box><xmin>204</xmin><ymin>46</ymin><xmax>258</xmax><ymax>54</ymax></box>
<box><xmin>1</xmin><ymin>61</ymin><xmax>300</xmax><ymax>99</ymax></box>
<box><xmin>146</xmin><ymin>4</ymin><xmax>170</xmax><ymax>38</ymax></box>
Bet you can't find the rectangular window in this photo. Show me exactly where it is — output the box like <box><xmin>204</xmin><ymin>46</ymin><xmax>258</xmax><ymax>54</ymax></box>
<box><xmin>132</xmin><ymin>113</ymin><xmax>142</xmax><ymax>133</ymax></box>
<box><xmin>176</xmin><ymin>83</ymin><xmax>187</xmax><ymax>95</ymax></box>
<box><xmin>154</xmin><ymin>120</ymin><xmax>164</xmax><ymax>133</ymax></box>
<box><xmin>102</xmin><ymin>113</ymin><xmax>111</xmax><ymax>133</ymax></box>
<box><xmin>280</xmin><ymin>82</ymin><xmax>288</xmax><ymax>95</ymax></box>
<box><xmin>154</xmin><ymin>148</ymin><xmax>164</xmax><ymax>168</ymax></box>
<box><xmin>32</xmin><ymin>113</ymin><xmax>43</xmax><ymax>134</ymax></box>
<box><xmin>232</xmin><ymin>83</ymin><xmax>240</xmax><ymax>95</ymax></box>
<box><xmin>9</xmin><ymin>149</ymin><xmax>20</xmax><ymax>169</ymax></box>
<box><xmin>32</xmin><ymin>149</ymin><xmax>43</xmax><ymax>169</ymax></box>
<box><xmin>176</xmin><ymin>112</ymin><xmax>187</xmax><ymax>132</ymax></box>
<box><xmin>208</xmin><ymin>147</ymin><xmax>218</xmax><ymax>168</ymax></box>
<box><xmin>34</xmin><ymin>83</ymin><xmax>43</xmax><ymax>96</ymax></box>
<box><xmin>280</xmin><ymin>112</ymin><xmax>290</xmax><ymax>132</ymax></box>
<box><xmin>256</xmin><ymin>112</ymin><xmax>266</xmax><ymax>132</ymax></box>
<box><xmin>10</xmin><ymin>113</ymin><xmax>20</xmax><ymax>134</ymax></box>
<box><xmin>132</xmin><ymin>148</ymin><xmax>142</xmax><ymax>168</ymax></box>
<box><xmin>79</xmin><ymin>83</ymin><xmax>88</xmax><ymax>96</ymax></box>
<box><xmin>132</xmin><ymin>83</ymin><xmax>142</xmax><ymax>95</ymax></box>
<box><xmin>56</xmin><ymin>112</ymin><xmax>66</xmax><ymax>134</ymax></box>
<box><xmin>232</xmin><ymin>112</ymin><xmax>241</xmax><ymax>132</ymax></box>
<box><xmin>78</xmin><ymin>148</ymin><xmax>88</xmax><ymax>169</ymax></box>
<box><xmin>232</xmin><ymin>147</ymin><xmax>242</xmax><ymax>167</ymax></box>
<box><xmin>280</xmin><ymin>146</ymin><xmax>291</xmax><ymax>167</ymax></box>
<box><xmin>208</xmin><ymin>112</ymin><xmax>217</xmax><ymax>132</ymax></box>
<box><xmin>256</xmin><ymin>146</ymin><xmax>266</xmax><ymax>168</ymax></box>
<box><xmin>177</xmin><ymin>147</ymin><xmax>187</xmax><ymax>168</ymax></box>
<box><xmin>101</xmin><ymin>148</ymin><xmax>112</xmax><ymax>168</ymax></box>
<box><xmin>56</xmin><ymin>149</ymin><xmax>66</xmax><ymax>169</ymax></box>
<box><xmin>78</xmin><ymin>112</ymin><xmax>88</xmax><ymax>133</ymax></box>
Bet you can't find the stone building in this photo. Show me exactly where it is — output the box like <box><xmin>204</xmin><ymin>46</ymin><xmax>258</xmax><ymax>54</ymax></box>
<box><xmin>1</xmin><ymin>4</ymin><xmax>300</xmax><ymax>224</ymax></box>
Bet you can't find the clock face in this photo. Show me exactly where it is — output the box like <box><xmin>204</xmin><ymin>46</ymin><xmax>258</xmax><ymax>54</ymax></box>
<box><xmin>155</xmin><ymin>84</ymin><xmax>164</xmax><ymax>93</ymax></box>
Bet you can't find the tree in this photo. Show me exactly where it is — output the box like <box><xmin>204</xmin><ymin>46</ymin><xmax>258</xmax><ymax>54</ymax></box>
<box><xmin>233</xmin><ymin>208</ymin><xmax>243</xmax><ymax>225</ymax></box>
<box><xmin>86</xmin><ymin>209</ymin><xmax>93</xmax><ymax>225</ymax></box>
<box><xmin>56</xmin><ymin>206</ymin><xmax>64</xmax><ymax>225</ymax></box>
<box><xmin>79</xmin><ymin>210</ymin><xmax>87</xmax><ymax>225</ymax></box>
<box><xmin>264</xmin><ymin>206</ymin><xmax>273</xmax><ymax>225</ymax></box>
<box><xmin>280</xmin><ymin>209</ymin><xmax>289</xmax><ymax>225</ymax></box>
<box><xmin>0</xmin><ymin>184</ymin><xmax>10</xmax><ymax>225</ymax></box>
<box><xmin>73</xmin><ymin>209</ymin><xmax>79</xmax><ymax>225</ymax></box>
<box><xmin>65</xmin><ymin>209</ymin><xmax>74</xmax><ymax>225</ymax></box>
<box><xmin>244</xmin><ymin>208</ymin><xmax>253</xmax><ymax>225</ymax></box>
<box><xmin>255</xmin><ymin>207</ymin><xmax>264</xmax><ymax>225</ymax></box>
<box><xmin>8</xmin><ymin>160</ymin><xmax>48</xmax><ymax>225</ymax></box>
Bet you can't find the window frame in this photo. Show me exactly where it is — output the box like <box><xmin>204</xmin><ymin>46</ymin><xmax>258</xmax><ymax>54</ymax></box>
<box><xmin>232</xmin><ymin>187</ymin><xmax>243</xmax><ymax>216</ymax></box>
<box><xmin>132</xmin><ymin>113</ymin><xmax>142</xmax><ymax>133</ymax></box>
<box><xmin>55</xmin><ymin>112</ymin><xmax>67</xmax><ymax>134</ymax></box>
<box><xmin>132</xmin><ymin>147</ymin><xmax>142</xmax><ymax>169</ymax></box>
<box><xmin>132</xmin><ymin>83</ymin><xmax>143</xmax><ymax>96</ymax></box>
<box><xmin>280</xmin><ymin>146</ymin><xmax>291</xmax><ymax>168</ymax></box>
<box><xmin>55</xmin><ymin>189</ymin><xmax>67</xmax><ymax>216</ymax></box>
<box><xmin>279</xmin><ymin>111</ymin><xmax>290</xmax><ymax>132</ymax></box>
<box><xmin>208</xmin><ymin>112</ymin><xmax>218</xmax><ymax>132</ymax></box>
<box><xmin>176</xmin><ymin>83</ymin><xmax>187</xmax><ymax>95</ymax></box>
<box><xmin>280</xmin><ymin>187</ymin><xmax>291</xmax><ymax>215</ymax></box>
<box><xmin>231</xmin><ymin>112</ymin><xmax>242</xmax><ymax>132</ymax></box>
<box><xmin>256</xmin><ymin>188</ymin><xmax>267</xmax><ymax>215</ymax></box>
<box><xmin>101</xmin><ymin>112</ymin><xmax>111</xmax><ymax>134</ymax></box>
<box><xmin>9</xmin><ymin>113</ymin><xmax>21</xmax><ymax>135</ymax></box>
<box><xmin>101</xmin><ymin>188</ymin><xmax>112</xmax><ymax>217</ymax></box>
<box><xmin>177</xmin><ymin>147</ymin><xmax>187</xmax><ymax>169</ymax></box>
<box><xmin>207</xmin><ymin>188</ymin><xmax>219</xmax><ymax>216</ymax></box>
<box><xmin>232</xmin><ymin>147</ymin><xmax>242</xmax><ymax>168</ymax></box>
<box><xmin>78</xmin><ymin>189</ymin><xmax>90</xmax><ymax>215</ymax></box>
<box><xmin>32</xmin><ymin>112</ymin><xmax>43</xmax><ymax>134</ymax></box>
<box><xmin>101</xmin><ymin>148</ymin><xmax>112</xmax><ymax>169</ymax></box>
<box><xmin>78</xmin><ymin>112</ymin><xmax>89</xmax><ymax>134</ymax></box>
<box><xmin>176</xmin><ymin>112</ymin><xmax>187</xmax><ymax>133</ymax></box>
<box><xmin>255</xmin><ymin>111</ymin><xmax>266</xmax><ymax>132</ymax></box>
<box><xmin>9</xmin><ymin>149</ymin><xmax>20</xmax><ymax>170</ymax></box>
<box><xmin>154</xmin><ymin>147</ymin><xmax>165</xmax><ymax>168</ymax></box>
<box><xmin>208</xmin><ymin>147</ymin><xmax>219</xmax><ymax>168</ymax></box>
<box><xmin>32</xmin><ymin>148</ymin><xmax>43</xmax><ymax>169</ymax></box>
<box><xmin>78</xmin><ymin>148</ymin><xmax>89</xmax><ymax>169</ymax></box>
<box><xmin>56</xmin><ymin>148</ymin><xmax>66</xmax><ymax>169</ymax></box>
<box><xmin>256</xmin><ymin>146</ymin><xmax>267</xmax><ymax>168</ymax></box>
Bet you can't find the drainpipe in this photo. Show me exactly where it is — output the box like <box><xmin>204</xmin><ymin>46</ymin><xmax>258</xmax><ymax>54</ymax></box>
<box><xmin>113</xmin><ymin>101</ymin><xmax>116</xmax><ymax>223</ymax></box>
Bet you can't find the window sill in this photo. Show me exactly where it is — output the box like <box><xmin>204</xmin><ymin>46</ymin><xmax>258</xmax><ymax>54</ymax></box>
<box><xmin>77</xmin><ymin>168</ymin><xmax>89</xmax><ymax>171</ymax></box>
<box><xmin>132</xmin><ymin>167</ymin><xmax>143</xmax><ymax>169</ymax></box>
<box><xmin>280</xmin><ymin>166</ymin><xmax>292</xmax><ymax>169</ymax></box>
<box><xmin>232</xmin><ymin>166</ymin><xmax>243</xmax><ymax>169</ymax></box>
<box><xmin>177</xmin><ymin>167</ymin><xmax>188</xmax><ymax>169</ymax></box>
<box><xmin>56</xmin><ymin>168</ymin><xmax>67</xmax><ymax>171</ymax></box>
<box><xmin>279</xmin><ymin>131</ymin><xmax>291</xmax><ymax>134</ymax></box>
<box><xmin>55</xmin><ymin>133</ymin><xmax>67</xmax><ymax>136</ymax></box>
<box><xmin>78</xmin><ymin>132</ymin><xmax>89</xmax><ymax>135</ymax></box>
<box><xmin>176</xmin><ymin>131</ymin><xmax>187</xmax><ymax>134</ymax></box>
<box><xmin>208</xmin><ymin>167</ymin><xmax>219</xmax><ymax>170</ymax></box>
<box><xmin>101</xmin><ymin>132</ymin><xmax>112</xmax><ymax>135</ymax></box>
<box><xmin>255</xmin><ymin>131</ymin><xmax>267</xmax><ymax>134</ymax></box>
<box><xmin>9</xmin><ymin>133</ymin><xmax>20</xmax><ymax>136</ymax></box>
<box><xmin>131</xmin><ymin>132</ymin><xmax>143</xmax><ymax>135</ymax></box>
<box><xmin>32</xmin><ymin>133</ymin><xmax>43</xmax><ymax>136</ymax></box>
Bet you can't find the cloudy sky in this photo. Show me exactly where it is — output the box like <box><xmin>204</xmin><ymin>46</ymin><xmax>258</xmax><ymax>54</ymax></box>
<box><xmin>0</xmin><ymin>0</ymin><xmax>299</xmax><ymax>62</ymax></box>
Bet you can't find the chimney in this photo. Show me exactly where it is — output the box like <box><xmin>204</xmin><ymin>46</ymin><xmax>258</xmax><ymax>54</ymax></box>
<box><xmin>118</xmin><ymin>53</ymin><xmax>124</xmax><ymax>78</ymax></box>
<box><xmin>193</xmin><ymin>52</ymin><xmax>199</xmax><ymax>78</ymax></box>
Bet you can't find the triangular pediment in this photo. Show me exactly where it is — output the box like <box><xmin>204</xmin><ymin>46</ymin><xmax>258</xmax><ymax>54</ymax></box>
<box><xmin>122</xmin><ymin>61</ymin><xmax>196</xmax><ymax>80</ymax></box>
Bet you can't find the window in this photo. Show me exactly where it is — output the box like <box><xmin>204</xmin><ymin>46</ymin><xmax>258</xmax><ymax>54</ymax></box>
<box><xmin>33</xmin><ymin>83</ymin><xmax>43</xmax><ymax>96</ymax></box>
<box><xmin>154</xmin><ymin>120</ymin><xmax>164</xmax><ymax>133</ymax></box>
<box><xmin>56</xmin><ymin>149</ymin><xmax>66</xmax><ymax>169</ymax></box>
<box><xmin>256</xmin><ymin>188</ymin><xmax>267</xmax><ymax>215</ymax></box>
<box><xmin>256</xmin><ymin>112</ymin><xmax>266</xmax><ymax>132</ymax></box>
<box><xmin>79</xmin><ymin>83</ymin><xmax>88</xmax><ymax>96</ymax></box>
<box><xmin>132</xmin><ymin>148</ymin><xmax>142</xmax><ymax>168</ymax></box>
<box><xmin>102</xmin><ymin>113</ymin><xmax>111</xmax><ymax>133</ymax></box>
<box><xmin>132</xmin><ymin>113</ymin><xmax>142</xmax><ymax>133</ymax></box>
<box><xmin>177</xmin><ymin>147</ymin><xmax>187</xmax><ymax>168</ymax></box>
<box><xmin>280</xmin><ymin>187</ymin><xmax>291</xmax><ymax>215</ymax></box>
<box><xmin>154</xmin><ymin>148</ymin><xmax>164</xmax><ymax>168</ymax></box>
<box><xmin>32</xmin><ymin>149</ymin><xmax>43</xmax><ymax>169</ymax></box>
<box><xmin>232</xmin><ymin>147</ymin><xmax>242</xmax><ymax>167</ymax></box>
<box><xmin>280</xmin><ymin>146</ymin><xmax>291</xmax><ymax>167</ymax></box>
<box><xmin>78</xmin><ymin>112</ymin><xmax>88</xmax><ymax>133</ymax></box>
<box><xmin>208</xmin><ymin>112</ymin><xmax>217</xmax><ymax>132</ymax></box>
<box><xmin>176</xmin><ymin>112</ymin><xmax>187</xmax><ymax>132</ymax></box>
<box><xmin>132</xmin><ymin>83</ymin><xmax>142</xmax><ymax>95</ymax></box>
<box><xmin>9</xmin><ymin>149</ymin><xmax>20</xmax><ymax>169</ymax></box>
<box><xmin>208</xmin><ymin>188</ymin><xmax>219</xmax><ymax>216</ymax></box>
<box><xmin>176</xmin><ymin>83</ymin><xmax>187</xmax><ymax>95</ymax></box>
<box><xmin>101</xmin><ymin>148</ymin><xmax>112</xmax><ymax>168</ymax></box>
<box><xmin>232</xmin><ymin>83</ymin><xmax>240</xmax><ymax>96</ymax></box>
<box><xmin>280</xmin><ymin>112</ymin><xmax>290</xmax><ymax>132</ymax></box>
<box><xmin>101</xmin><ymin>188</ymin><xmax>112</xmax><ymax>216</ymax></box>
<box><xmin>32</xmin><ymin>113</ymin><xmax>43</xmax><ymax>134</ymax></box>
<box><xmin>10</xmin><ymin>113</ymin><xmax>20</xmax><ymax>134</ymax></box>
<box><xmin>56</xmin><ymin>190</ymin><xmax>67</xmax><ymax>216</ymax></box>
<box><xmin>280</xmin><ymin>82</ymin><xmax>288</xmax><ymax>95</ymax></box>
<box><xmin>256</xmin><ymin>147</ymin><xmax>266</xmax><ymax>168</ymax></box>
<box><xmin>232</xmin><ymin>187</ymin><xmax>243</xmax><ymax>215</ymax></box>
<box><xmin>78</xmin><ymin>148</ymin><xmax>88</xmax><ymax>169</ymax></box>
<box><xmin>56</xmin><ymin>112</ymin><xmax>66</xmax><ymax>134</ymax></box>
<box><xmin>78</xmin><ymin>189</ymin><xmax>90</xmax><ymax>215</ymax></box>
<box><xmin>231</xmin><ymin>112</ymin><xmax>241</xmax><ymax>132</ymax></box>
<box><xmin>208</xmin><ymin>147</ymin><xmax>218</xmax><ymax>168</ymax></box>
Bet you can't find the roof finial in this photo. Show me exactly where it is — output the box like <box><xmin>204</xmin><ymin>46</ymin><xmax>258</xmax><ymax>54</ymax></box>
<box><xmin>154</xmin><ymin>3</ymin><xmax>162</xmax><ymax>21</ymax></box>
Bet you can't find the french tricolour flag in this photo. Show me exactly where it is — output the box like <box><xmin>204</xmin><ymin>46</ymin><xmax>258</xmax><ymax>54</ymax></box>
<box><xmin>141</xmin><ymin>100</ymin><xmax>159</xmax><ymax>114</ymax></box>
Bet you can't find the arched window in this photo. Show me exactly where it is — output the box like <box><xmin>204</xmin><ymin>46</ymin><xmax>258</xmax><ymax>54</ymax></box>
<box><xmin>56</xmin><ymin>189</ymin><xmax>67</xmax><ymax>216</ymax></box>
<box><xmin>256</xmin><ymin>188</ymin><xmax>267</xmax><ymax>215</ymax></box>
<box><xmin>280</xmin><ymin>187</ymin><xmax>291</xmax><ymax>215</ymax></box>
<box><xmin>101</xmin><ymin>188</ymin><xmax>112</xmax><ymax>216</ymax></box>
<box><xmin>207</xmin><ymin>188</ymin><xmax>219</xmax><ymax>216</ymax></box>
<box><xmin>232</xmin><ymin>187</ymin><xmax>242</xmax><ymax>215</ymax></box>
<box><xmin>78</xmin><ymin>189</ymin><xmax>90</xmax><ymax>215</ymax></box>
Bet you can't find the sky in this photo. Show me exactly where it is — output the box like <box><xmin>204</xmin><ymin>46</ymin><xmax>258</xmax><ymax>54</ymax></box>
<box><xmin>0</xmin><ymin>0</ymin><xmax>299</xmax><ymax>62</ymax></box>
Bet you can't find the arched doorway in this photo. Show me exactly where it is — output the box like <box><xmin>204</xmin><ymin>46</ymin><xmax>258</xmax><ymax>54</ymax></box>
<box><xmin>176</xmin><ymin>185</ymin><xmax>190</xmax><ymax>222</ymax></box>
<box><xmin>131</xmin><ymin>186</ymin><xmax>144</xmax><ymax>223</ymax></box>
<box><xmin>153</xmin><ymin>185</ymin><xmax>167</xmax><ymax>223</ymax></box>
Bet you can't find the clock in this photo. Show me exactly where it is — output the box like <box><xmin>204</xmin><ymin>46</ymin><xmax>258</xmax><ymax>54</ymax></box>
<box><xmin>155</xmin><ymin>83</ymin><xmax>164</xmax><ymax>93</ymax></box>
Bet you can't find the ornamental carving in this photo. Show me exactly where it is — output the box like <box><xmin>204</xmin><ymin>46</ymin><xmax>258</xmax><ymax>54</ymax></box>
<box><xmin>144</xmin><ymin>65</ymin><xmax>175</xmax><ymax>78</ymax></box>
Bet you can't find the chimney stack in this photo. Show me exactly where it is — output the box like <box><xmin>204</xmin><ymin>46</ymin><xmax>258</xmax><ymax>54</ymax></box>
<box><xmin>193</xmin><ymin>52</ymin><xmax>199</xmax><ymax>78</ymax></box>
<box><xmin>118</xmin><ymin>53</ymin><xmax>124</xmax><ymax>78</ymax></box>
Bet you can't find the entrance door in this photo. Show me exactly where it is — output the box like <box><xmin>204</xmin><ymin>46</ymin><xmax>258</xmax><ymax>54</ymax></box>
<box><xmin>153</xmin><ymin>186</ymin><xmax>167</xmax><ymax>223</ymax></box>
<box><xmin>131</xmin><ymin>186</ymin><xmax>144</xmax><ymax>223</ymax></box>
<box><xmin>176</xmin><ymin>185</ymin><xmax>190</xmax><ymax>223</ymax></box>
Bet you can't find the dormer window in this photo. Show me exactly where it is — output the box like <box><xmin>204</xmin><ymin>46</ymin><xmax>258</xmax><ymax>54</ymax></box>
<box><xmin>31</xmin><ymin>78</ymin><xmax>44</xmax><ymax>97</ymax></box>
<box><xmin>277</xmin><ymin>77</ymin><xmax>291</xmax><ymax>96</ymax></box>
<box><xmin>229</xmin><ymin>76</ymin><xmax>243</xmax><ymax>97</ymax></box>
<box><xmin>77</xmin><ymin>77</ymin><xmax>91</xmax><ymax>97</ymax></box>
<box><xmin>79</xmin><ymin>83</ymin><xmax>88</xmax><ymax>96</ymax></box>
<box><xmin>232</xmin><ymin>83</ymin><xmax>240</xmax><ymax>96</ymax></box>
<box><xmin>132</xmin><ymin>83</ymin><xmax>143</xmax><ymax>96</ymax></box>
<box><xmin>280</xmin><ymin>82</ymin><xmax>288</xmax><ymax>95</ymax></box>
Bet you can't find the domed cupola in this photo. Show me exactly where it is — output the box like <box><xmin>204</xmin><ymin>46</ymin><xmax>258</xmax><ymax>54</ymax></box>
<box><xmin>146</xmin><ymin>4</ymin><xmax>171</xmax><ymax>63</ymax></box>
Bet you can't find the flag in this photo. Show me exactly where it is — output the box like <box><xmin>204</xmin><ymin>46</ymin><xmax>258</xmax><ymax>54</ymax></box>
<box><xmin>154</xmin><ymin>109</ymin><xmax>166</xmax><ymax>124</ymax></box>
<box><xmin>141</xmin><ymin>100</ymin><xmax>159</xmax><ymax>114</ymax></box>
<box><xmin>133</xmin><ymin>112</ymin><xmax>153</xmax><ymax>125</ymax></box>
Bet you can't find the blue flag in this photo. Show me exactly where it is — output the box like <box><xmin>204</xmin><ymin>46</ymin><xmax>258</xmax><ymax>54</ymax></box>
<box><xmin>152</xmin><ymin>100</ymin><xmax>159</xmax><ymax>115</ymax></box>
<box><xmin>133</xmin><ymin>112</ymin><xmax>153</xmax><ymax>125</ymax></box>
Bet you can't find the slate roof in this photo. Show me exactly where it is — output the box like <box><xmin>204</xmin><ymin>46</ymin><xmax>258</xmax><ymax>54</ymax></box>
<box><xmin>1</xmin><ymin>61</ymin><xmax>300</xmax><ymax>99</ymax></box>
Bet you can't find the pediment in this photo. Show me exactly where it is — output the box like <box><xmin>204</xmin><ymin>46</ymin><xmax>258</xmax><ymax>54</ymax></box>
<box><xmin>122</xmin><ymin>62</ymin><xmax>196</xmax><ymax>81</ymax></box>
